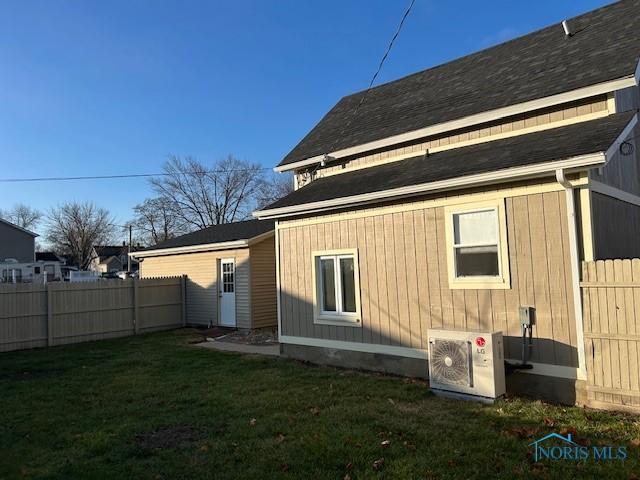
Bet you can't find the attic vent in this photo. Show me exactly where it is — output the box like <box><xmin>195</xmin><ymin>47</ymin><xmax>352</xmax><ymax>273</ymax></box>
<box><xmin>562</xmin><ymin>20</ymin><xmax>572</xmax><ymax>37</ymax></box>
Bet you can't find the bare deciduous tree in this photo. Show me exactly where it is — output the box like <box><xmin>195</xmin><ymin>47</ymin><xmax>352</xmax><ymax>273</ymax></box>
<box><xmin>130</xmin><ymin>197</ymin><xmax>186</xmax><ymax>246</ymax></box>
<box><xmin>45</xmin><ymin>202</ymin><xmax>115</xmax><ymax>269</ymax></box>
<box><xmin>256</xmin><ymin>173</ymin><xmax>294</xmax><ymax>210</ymax></box>
<box><xmin>150</xmin><ymin>155</ymin><xmax>265</xmax><ymax>229</ymax></box>
<box><xmin>0</xmin><ymin>204</ymin><xmax>42</xmax><ymax>230</ymax></box>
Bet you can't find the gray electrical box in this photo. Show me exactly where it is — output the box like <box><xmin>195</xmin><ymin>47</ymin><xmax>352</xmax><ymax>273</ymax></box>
<box><xmin>519</xmin><ymin>306</ymin><xmax>534</xmax><ymax>326</ymax></box>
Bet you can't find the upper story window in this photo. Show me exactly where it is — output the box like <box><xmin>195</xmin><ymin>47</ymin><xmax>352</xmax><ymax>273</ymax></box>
<box><xmin>444</xmin><ymin>199</ymin><xmax>510</xmax><ymax>289</ymax></box>
<box><xmin>312</xmin><ymin>249</ymin><xmax>361</xmax><ymax>327</ymax></box>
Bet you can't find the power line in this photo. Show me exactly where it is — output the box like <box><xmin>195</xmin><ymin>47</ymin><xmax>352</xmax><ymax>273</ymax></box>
<box><xmin>0</xmin><ymin>167</ymin><xmax>272</xmax><ymax>183</ymax></box>
<box><xmin>325</xmin><ymin>0</ymin><xmax>416</xmax><ymax>159</ymax></box>
<box><xmin>363</xmin><ymin>0</ymin><xmax>416</xmax><ymax>100</ymax></box>
<box><xmin>3</xmin><ymin>131</ymin><xmax>636</xmax><ymax>184</ymax></box>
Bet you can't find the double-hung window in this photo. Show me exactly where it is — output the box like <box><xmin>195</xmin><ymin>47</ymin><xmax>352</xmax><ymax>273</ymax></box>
<box><xmin>444</xmin><ymin>199</ymin><xmax>510</xmax><ymax>289</ymax></box>
<box><xmin>313</xmin><ymin>249</ymin><xmax>361</xmax><ymax>326</ymax></box>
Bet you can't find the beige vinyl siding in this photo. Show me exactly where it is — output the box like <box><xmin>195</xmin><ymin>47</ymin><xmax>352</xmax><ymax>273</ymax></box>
<box><xmin>296</xmin><ymin>95</ymin><xmax>609</xmax><ymax>185</ymax></box>
<box><xmin>591</xmin><ymin>192</ymin><xmax>640</xmax><ymax>260</ymax></box>
<box><xmin>249</xmin><ymin>236</ymin><xmax>277</xmax><ymax>328</ymax></box>
<box><xmin>140</xmin><ymin>248</ymin><xmax>250</xmax><ymax>328</ymax></box>
<box><xmin>278</xmin><ymin>188</ymin><xmax>579</xmax><ymax>368</ymax></box>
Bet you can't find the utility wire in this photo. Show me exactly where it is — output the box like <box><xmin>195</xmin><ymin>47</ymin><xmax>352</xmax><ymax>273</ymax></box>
<box><xmin>2</xmin><ymin>131</ymin><xmax>636</xmax><ymax>184</ymax></box>
<box><xmin>361</xmin><ymin>0</ymin><xmax>416</xmax><ymax>107</ymax></box>
<box><xmin>0</xmin><ymin>167</ymin><xmax>272</xmax><ymax>183</ymax></box>
<box><xmin>0</xmin><ymin>0</ymin><xmax>417</xmax><ymax>187</ymax></box>
<box><xmin>323</xmin><ymin>0</ymin><xmax>416</xmax><ymax>163</ymax></box>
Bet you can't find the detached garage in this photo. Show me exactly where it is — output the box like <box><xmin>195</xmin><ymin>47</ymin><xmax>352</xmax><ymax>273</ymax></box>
<box><xmin>132</xmin><ymin>219</ymin><xmax>276</xmax><ymax>329</ymax></box>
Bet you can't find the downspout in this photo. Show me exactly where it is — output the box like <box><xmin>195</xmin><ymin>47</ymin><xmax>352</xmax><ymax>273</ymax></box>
<box><xmin>555</xmin><ymin>168</ymin><xmax>588</xmax><ymax>381</ymax></box>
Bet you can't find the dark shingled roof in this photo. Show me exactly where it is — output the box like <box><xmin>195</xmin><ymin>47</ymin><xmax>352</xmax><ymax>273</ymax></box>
<box><xmin>266</xmin><ymin>112</ymin><xmax>634</xmax><ymax>210</ymax></box>
<box><xmin>94</xmin><ymin>245</ymin><xmax>128</xmax><ymax>259</ymax></box>
<box><xmin>278</xmin><ymin>0</ymin><xmax>640</xmax><ymax>167</ymax></box>
<box><xmin>35</xmin><ymin>252</ymin><xmax>63</xmax><ymax>262</ymax></box>
<box><xmin>143</xmin><ymin>219</ymin><xmax>275</xmax><ymax>251</ymax></box>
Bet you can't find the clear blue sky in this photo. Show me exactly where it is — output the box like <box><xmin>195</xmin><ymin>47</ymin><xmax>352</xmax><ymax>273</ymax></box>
<box><xmin>0</xmin><ymin>0</ymin><xmax>608</xmax><ymax>238</ymax></box>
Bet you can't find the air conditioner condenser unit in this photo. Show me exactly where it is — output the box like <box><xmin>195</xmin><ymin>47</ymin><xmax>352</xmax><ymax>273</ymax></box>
<box><xmin>428</xmin><ymin>329</ymin><xmax>506</xmax><ymax>401</ymax></box>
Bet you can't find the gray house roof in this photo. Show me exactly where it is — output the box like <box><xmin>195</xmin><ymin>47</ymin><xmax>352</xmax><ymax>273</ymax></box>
<box><xmin>142</xmin><ymin>219</ymin><xmax>275</xmax><ymax>252</ymax></box>
<box><xmin>0</xmin><ymin>218</ymin><xmax>38</xmax><ymax>237</ymax></box>
<box><xmin>263</xmin><ymin>111</ymin><xmax>634</xmax><ymax>212</ymax></box>
<box><xmin>278</xmin><ymin>0</ymin><xmax>640</xmax><ymax>168</ymax></box>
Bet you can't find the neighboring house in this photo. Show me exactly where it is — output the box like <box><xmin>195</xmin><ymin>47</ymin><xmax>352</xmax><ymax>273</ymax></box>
<box><xmin>90</xmin><ymin>244</ymin><xmax>139</xmax><ymax>274</ymax></box>
<box><xmin>131</xmin><ymin>219</ymin><xmax>276</xmax><ymax>329</ymax></box>
<box><xmin>0</xmin><ymin>218</ymin><xmax>36</xmax><ymax>263</ymax></box>
<box><xmin>255</xmin><ymin>0</ymin><xmax>640</xmax><ymax>404</ymax></box>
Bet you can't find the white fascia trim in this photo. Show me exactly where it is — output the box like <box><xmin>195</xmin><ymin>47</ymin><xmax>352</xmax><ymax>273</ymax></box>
<box><xmin>280</xmin><ymin>335</ymin><xmax>581</xmax><ymax>379</ymax></box>
<box><xmin>246</xmin><ymin>230</ymin><xmax>275</xmax><ymax>246</ymax></box>
<box><xmin>605</xmin><ymin>113</ymin><xmax>638</xmax><ymax>161</ymax></box>
<box><xmin>280</xmin><ymin>335</ymin><xmax>429</xmax><ymax>360</ymax></box>
<box><xmin>255</xmin><ymin>153</ymin><xmax>605</xmax><ymax>219</ymax></box>
<box><xmin>130</xmin><ymin>230</ymin><xmax>274</xmax><ymax>258</ymax></box>
<box><xmin>590</xmin><ymin>180</ymin><xmax>640</xmax><ymax>207</ymax></box>
<box><xmin>130</xmin><ymin>240</ymin><xmax>249</xmax><ymax>258</ymax></box>
<box><xmin>274</xmin><ymin>76</ymin><xmax>637</xmax><ymax>173</ymax></box>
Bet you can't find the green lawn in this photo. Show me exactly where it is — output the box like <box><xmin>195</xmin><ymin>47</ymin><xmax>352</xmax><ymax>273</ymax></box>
<box><xmin>1</xmin><ymin>330</ymin><xmax>638</xmax><ymax>479</ymax></box>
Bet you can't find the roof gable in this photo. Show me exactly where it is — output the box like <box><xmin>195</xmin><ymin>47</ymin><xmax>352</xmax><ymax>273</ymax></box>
<box><xmin>279</xmin><ymin>0</ymin><xmax>640</xmax><ymax>168</ymax></box>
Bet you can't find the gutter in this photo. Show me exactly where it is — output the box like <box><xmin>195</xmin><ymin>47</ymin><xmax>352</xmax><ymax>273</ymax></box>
<box><xmin>130</xmin><ymin>240</ymin><xmax>249</xmax><ymax>259</ymax></box>
<box><xmin>555</xmin><ymin>168</ymin><xmax>588</xmax><ymax>381</ymax></box>
<box><xmin>129</xmin><ymin>231</ymin><xmax>275</xmax><ymax>259</ymax></box>
<box><xmin>255</xmin><ymin>153</ymin><xmax>605</xmax><ymax>219</ymax></box>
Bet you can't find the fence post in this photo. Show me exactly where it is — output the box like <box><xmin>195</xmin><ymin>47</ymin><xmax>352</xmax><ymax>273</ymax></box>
<box><xmin>46</xmin><ymin>284</ymin><xmax>53</xmax><ymax>346</ymax></box>
<box><xmin>133</xmin><ymin>278</ymin><xmax>139</xmax><ymax>334</ymax></box>
<box><xmin>181</xmin><ymin>275</ymin><xmax>187</xmax><ymax>327</ymax></box>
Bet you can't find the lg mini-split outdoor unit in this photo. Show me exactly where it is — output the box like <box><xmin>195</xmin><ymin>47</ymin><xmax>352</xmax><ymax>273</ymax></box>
<box><xmin>428</xmin><ymin>329</ymin><xmax>506</xmax><ymax>401</ymax></box>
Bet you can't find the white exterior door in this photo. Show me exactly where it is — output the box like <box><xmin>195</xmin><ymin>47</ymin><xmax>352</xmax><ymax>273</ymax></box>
<box><xmin>219</xmin><ymin>258</ymin><xmax>236</xmax><ymax>327</ymax></box>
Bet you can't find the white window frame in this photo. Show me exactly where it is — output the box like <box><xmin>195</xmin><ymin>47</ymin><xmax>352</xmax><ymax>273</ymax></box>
<box><xmin>444</xmin><ymin>199</ymin><xmax>511</xmax><ymax>289</ymax></box>
<box><xmin>312</xmin><ymin>248</ymin><xmax>362</xmax><ymax>327</ymax></box>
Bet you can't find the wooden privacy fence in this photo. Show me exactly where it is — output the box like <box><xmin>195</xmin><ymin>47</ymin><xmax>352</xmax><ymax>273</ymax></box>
<box><xmin>581</xmin><ymin>259</ymin><xmax>640</xmax><ymax>411</ymax></box>
<box><xmin>0</xmin><ymin>276</ymin><xmax>186</xmax><ymax>353</ymax></box>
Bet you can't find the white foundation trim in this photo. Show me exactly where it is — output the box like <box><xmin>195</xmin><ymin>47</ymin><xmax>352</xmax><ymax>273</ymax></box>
<box><xmin>279</xmin><ymin>335</ymin><xmax>428</xmax><ymax>359</ymax></box>
<box><xmin>505</xmin><ymin>360</ymin><xmax>585</xmax><ymax>380</ymax></box>
<box><xmin>279</xmin><ymin>335</ymin><xmax>582</xmax><ymax>379</ymax></box>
